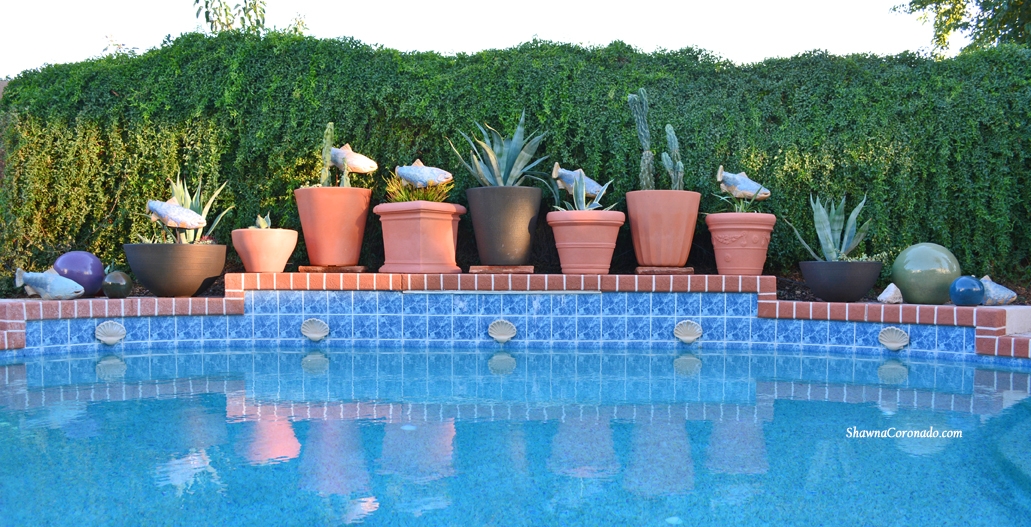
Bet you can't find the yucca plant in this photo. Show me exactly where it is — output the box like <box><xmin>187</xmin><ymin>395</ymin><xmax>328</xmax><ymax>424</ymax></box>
<box><xmin>785</xmin><ymin>195</ymin><xmax>872</xmax><ymax>261</ymax></box>
<box><xmin>448</xmin><ymin>111</ymin><xmax>548</xmax><ymax>187</ymax></box>
<box><xmin>552</xmin><ymin>173</ymin><xmax>617</xmax><ymax>211</ymax></box>
<box><xmin>166</xmin><ymin>174</ymin><xmax>234</xmax><ymax>244</ymax></box>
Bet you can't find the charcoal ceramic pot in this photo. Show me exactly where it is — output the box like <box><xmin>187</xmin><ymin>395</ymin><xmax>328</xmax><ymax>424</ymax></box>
<box><xmin>466</xmin><ymin>186</ymin><xmax>541</xmax><ymax>266</ymax></box>
<box><xmin>123</xmin><ymin>243</ymin><xmax>226</xmax><ymax>297</ymax></box>
<box><xmin>799</xmin><ymin>261</ymin><xmax>883</xmax><ymax>302</ymax></box>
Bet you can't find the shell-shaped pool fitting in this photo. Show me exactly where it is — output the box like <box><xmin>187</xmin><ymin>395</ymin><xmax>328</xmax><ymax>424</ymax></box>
<box><xmin>877</xmin><ymin>360</ymin><xmax>909</xmax><ymax>385</ymax></box>
<box><xmin>301</xmin><ymin>351</ymin><xmax>330</xmax><ymax>375</ymax></box>
<box><xmin>673</xmin><ymin>320</ymin><xmax>703</xmax><ymax>344</ymax></box>
<box><xmin>488</xmin><ymin>351</ymin><xmax>517</xmax><ymax>375</ymax></box>
<box><xmin>672</xmin><ymin>354</ymin><xmax>702</xmax><ymax>376</ymax></box>
<box><xmin>878</xmin><ymin>326</ymin><xmax>909</xmax><ymax>351</ymax></box>
<box><xmin>96</xmin><ymin>355</ymin><xmax>127</xmax><ymax>382</ymax></box>
<box><xmin>488</xmin><ymin>319</ymin><xmax>517</xmax><ymax>343</ymax></box>
<box><xmin>301</xmin><ymin>318</ymin><xmax>330</xmax><ymax>342</ymax></box>
<box><xmin>95</xmin><ymin>321</ymin><xmax>126</xmax><ymax>346</ymax></box>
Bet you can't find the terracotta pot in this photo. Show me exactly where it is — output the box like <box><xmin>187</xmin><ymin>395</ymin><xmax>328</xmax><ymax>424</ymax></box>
<box><xmin>546</xmin><ymin>210</ymin><xmax>626</xmax><ymax>274</ymax></box>
<box><xmin>373</xmin><ymin>201</ymin><xmax>467</xmax><ymax>274</ymax></box>
<box><xmin>626</xmin><ymin>190</ymin><xmax>701</xmax><ymax>267</ymax></box>
<box><xmin>231</xmin><ymin>228</ymin><xmax>298</xmax><ymax>273</ymax></box>
<box><xmin>123</xmin><ymin>243</ymin><xmax>226</xmax><ymax>297</ymax></box>
<box><xmin>704</xmin><ymin>212</ymin><xmax>777</xmax><ymax>275</ymax></box>
<box><xmin>294</xmin><ymin>187</ymin><xmax>371</xmax><ymax>266</ymax></box>
<box><xmin>466</xmin><ymin>186</ymin><xmax>541</xmax><ymax>266</ymax></box>
<box><xmin>799</xmin><ymin>260</ymin><xmax>883</xmax><ymax>302</ymax></box>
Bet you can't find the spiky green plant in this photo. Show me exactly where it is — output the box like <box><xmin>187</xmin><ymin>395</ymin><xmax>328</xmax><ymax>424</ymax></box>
<box><xmin>785</xmin><ymin>195</ymin><xmax>873</xmax><ymax>261</ymax></box>
<box><xmin>448</xmin><ymin>111</ymin><xmax>548</xmax><ymax>187</ymax></box>
<box><xmin>166</xmin><ymin>174</ymin><xmax>233</xmax><ymax>244</ymax></box>
<box><xmin>661</xmin><ymin>124</ymin><xmax>684</xmax><ymax>191</ymax></box>
<box><xmin>384</xmin><ymin>174</ymin><xmax>453</xmax><ymax>203</ymax></box>
<box><xmin>319</xmin><ymin>121</ymin><xmax>353</xmax><ymax>187</ymax></box>
<box><xmin>249</xmin><ymin>212</ymin><xmax>272</xmax><ymax>229</ymax></box>
<box><xmin>552</xmin><ymin>173</ymin><xmax>617</xmax><ymax>211</ymax></box>
<box><xmin>627</xmin><ymin>88</ymin><xmax>654</xmax><ymax>191</ymax></box>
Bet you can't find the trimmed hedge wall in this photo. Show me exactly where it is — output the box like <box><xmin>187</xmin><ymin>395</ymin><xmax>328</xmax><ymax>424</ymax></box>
<box><xmin>2</xmin><ymin>32</ymin><xmax>1030</xmax><ymax>295</ymax></box>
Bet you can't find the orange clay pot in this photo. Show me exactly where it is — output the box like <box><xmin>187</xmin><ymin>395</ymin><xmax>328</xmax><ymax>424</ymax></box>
<box><xmin>626</xmin><ymin>190</ymin><xmax>701</xmax><ymax>267</ymax></box>
<box><xmin>546</xmin><ymin>210</ymin><xmax>626</xmax><ymax>274</ymax></box>
<box><xmin>704</xmin><ymin>212</ymin><xmax>777</xmax><ymax>275</ymax></box>
<box><xmin>294</xmin><ymin>187</ymin><xmax>371</xmax><ymax>266</ymax></box>
<box><xmin>373</xmin><ymin>201</ymin><xmax>467</xmax><ymax>274</ymax></box>
<box><xmin>231</xmin><ymin>228</ymin><xmax>298</xmax><ymax>273</ymax></box>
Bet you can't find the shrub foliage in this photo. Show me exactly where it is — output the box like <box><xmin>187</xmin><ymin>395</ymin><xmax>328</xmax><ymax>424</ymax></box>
<box><xmin>2</xmin><ymin>32</ymin><xmax>1030</xmax><ymax>295</ymax></box>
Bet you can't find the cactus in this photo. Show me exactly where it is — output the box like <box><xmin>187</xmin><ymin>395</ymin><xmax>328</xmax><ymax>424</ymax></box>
<box><xmin>320</xmin><ymin>122</ymin><xmax>335</xmax><ymax>187</ymax></box>
<box><xmin>627</xmin><ymin>88</ymin><xmax>655</xmax><ymax>190</ymax></box>
<box><xmin>661</xmin><ymin>124</ymin><xmax>685</xmax><ymax>191</ymax></box>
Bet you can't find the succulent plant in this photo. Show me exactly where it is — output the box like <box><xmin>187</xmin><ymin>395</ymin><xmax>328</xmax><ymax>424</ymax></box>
<box><xmin>552</xmin><ymin>172</ymin><xmax>617</xmax><ymax>211</ymax></box>
<box><xmin>166</xmin><ymin>174</ymin><xmax>233</xmax><ymax>244</ymax></box>
<box><xmin>448</xmin><ymin>111</ymin><xmax>548</xmax><ymax>187</ymax></box>
<box><xmin>249</xmin><ymin>212</ymin><xmax>272</xmax><ymax>229</ymax></box>
<box><xmin>661</xmin><ymin>124</ymin><xmax>685</xmax><ymax>191</ymax></box>
<box><xmin>384</xmin><ymin>173</ymin><xmax>454</xmax><ymax>203</ymax></box>
<box><xmin>320</xmin><ymin>122</ymin><xmax>338</xmax><ymax>187</ymax></box>
<box><xmin>785</xmin><ymin>195</ymin><xmax>873</xmax><ymax>261</ymax></box>
<box><xmin>627</xmin><ymin>88</ymin><xmax>655</xmax><ymax>191</ymax></box>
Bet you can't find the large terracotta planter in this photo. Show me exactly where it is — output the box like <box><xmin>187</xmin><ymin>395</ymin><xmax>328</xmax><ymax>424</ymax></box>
<box><xmin>799</xmin><ymin>260</ymin><xmax>883</xmax><ymax>302</ymax></box>
<box><xmin>705</xmin><ymin>212</ymin><xmax>777</xmax><ymax>275</ymax></box>
<box><xmin>466</xmin><ymin>186</ymin><xmax>541</xmax><ymax>266</ymax></box>
<box><xmin>626</xmin><ymin>190</ymin><xmax>701</xmax><ymax>267</ymax></box>
<box><xmin>231</xmin><ymin>228</ymin><xmax>298</xmax><ymax>273</ymax></box>
<box><xmin>294</xmin><ymin>187</ymin><xmax>371</xmax><ymax>266</ymax></box>
<box><xmin>546</xmin><ymin>210</ymin><xmax>626</xmax><ymax>274</ymax></box>
<box><xmin>123</xmin><ymin>243</ymin><xmax>226</xmax><ymax>297</ymax></box>
<box><xmin>373</xmin><ymin>201</ymin><xmax>467</xmax><ymax>274</ymax></box>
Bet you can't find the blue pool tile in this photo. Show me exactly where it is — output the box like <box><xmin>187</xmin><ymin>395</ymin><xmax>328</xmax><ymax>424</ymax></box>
<box><xmin>227</xmin><ymin>316</ymin><xmax>253</xmax><ymax>339</ymax></box>
<box><xmin>936</xmin><ymin>326</ymin><xmax>964</xmax><ymax>352</ymax></box>
<box><xmin>576</xmin><ymin>354</ymin><xmax>601</xmax><ymax>377</ymax></box>
<box><xmin>279</xmin><ymin>291</ymin><xmax>303</xmax><ymax>314</ymax></box>
<box><xmin>452</xmin><ymin>353</ymin><xmax>478</xmax><ymax>376</ymax></box>
<box><xmin>403</xmin><ymin>294</ymin><xmax>428</xmax><ymax>315</ymax></box>
<box><xmin>553</xmin><ymin>317</ymin><xmax>576</xmax><ymax>341</ymax></box>
<box><xmin>551</xmin><ymin>295</ymin><xmax>575</xmax><ymax>316</ymax></box>
<box><xmin>327</xmin><ymin>291</ymin><xmax>352</xmax><ymax>314</ymax></box>
<box><xmin>173</xmin><ymin>353</ymin><xmax>203</xmax><ymax>377</ymax></box>
<box><xmin>503</xmin><ymin>294</ymin><xmax>527</xmax><ymax>315</ymax></box>
<box><xmin>751</xmin><ymin>317</ymin><xmax>776</xmax><ymax>343</ymax></box>
<box><xmin>776</xmin><ymin>319</ymin><xmax>802</xmax><ymax>344</ymax></box>
<box><xmin>962</xmin><ymin>327</ymin><xmax>975</xmax><ymax>353</ymax></box>
<box><xmin>402</xmin><ymin>353</ymin><xmax>428</xmax><ymax>376</ymax></box>
<box><xmin>244</xmin><ymin>291</ymin><xmax>254</xmax><ymax>314</ymax></box>
<box><xmin>934</xmin><ymin>364</ymin><xmax>966</xmax><ymax>393</ymax></box>
<box><xmin>827</xmin><ymin>358</ymin><xmax>855</xmax><ymax>383</ymax></box>
<box><xmin>68</xmin><ymin>318</ymin><xmax>97</xmax><ymax>345</ymax></box>
<box><xmin>378</xmin><ymin>315</ymin><xmax>403</xmax><ymax>340</ymax></box>
<box><xmin>855</xmin><ymin>322</ymin><xmax>883</xmax><ymax>348</ymax></box>
<box><xmin>227</xmin><ymin>353</ymin><xmax>252</xmax><ymax>373</ymax></box>
<box><xmin>202</xmin><ymin>316</ymin><xmax>228</xmax><ymax>340</ymax></box>
<box><xmin>478</xmin><ymin>294</ymin><xmax>502</xmax><ymax>315</ymax></box>
<box><xmin>253</xmin><ymin>315</ymin><xmax>278</xmax><ymax>340</ymax></box>
<box><xmin>577</xmin><ymin>317</ymin><xmax>601</xmax><ymax>341</ymax></box>
<box><xmin>379</xmin><ymin>292</ymin><xmax>403</xmax><ymax>314</ymax></box>
<box><xmin>676</xmin><ymin>293</ymin><xmax>701</xmax><ymax>317</ymax></box>
<box><xmin>203</xmin><ymin>353</ymin><xmax>230</xmax><ymax>374</ymax></box>
<box><xmin>725</xmin><ymin>293</ymin><xmax>753</xmax><ymax>317</ymax></box>
<box><xmin>452</xmin><ymin>294</ymin><xmax>477</xmax><ymax>315</ymax></box>
<box><xmin>302</xmin><ymin>291</ymin><xmax>328</xmax><ymax>315</ymax></box>
<box><xmin>353</xmin><ymin>291</ymin><xmax>377</xmax><ymax>314</ymax></box>
<box><xmin>25</xmin><ymin>321</ymin><xmax>42</xmax><ymax>348</ymax></box>
<box><xmin>427</xmin><ymin>318</ymin><xmax>451</xmax><ymax>340</ymax></box>
<box><xmin>602</xmin><ymin>317</ymin><xmax>626</xmax><ymax>341</ymax></box>
<box><xmin>751</xmin><ymin>355</ymin><xmax>776</xmax><ymax>374</ymax></box>
<box><xmin>602</xmin><ymin>293</ymin><xmax>626</xmax><ymax>315</ymax></box>
<box><xmin>150</xmin><ymin>317</ymin><xmax>175</xmax><ymax>341</ymax></box>
<box><xmin>176</xmin><ymin>317</ymin><xmax>203</xmax><ymax>341</ymax></box>
<box><xmin>652</xmin><ymin>293</ymin><xmax>676</xmax><ymax>316</ymax></box>
<box><xmin>801</xmin><ymin>357</ymin><xmax>829</xmax><ymax>382</ymax></box>
<box><xmin>828</xmin><ymin>322</ymin><xmax>855</xmax><ymax>346</ymax></box>
<box><xmin>403</xmin><ymin>315</ymin><xmax>428</xmax><ymax>340</ymax></box>
<box><xmin>601</xmin><ymin>354</ymin><xmax>626</xmax><ymax>376</ymax></box>
<box><xmin>774</xmin><ymin>356</ymin><xmax>801</xmax><ymax>377</ymax></box>
<box><xmin>122</xmin><ymin>317</ymin><xmax>151</xmax><ymax>343</ymax></box>
<box><xmin>908</xmin><ymin>362</ymin><xmax>936</xmax><ymax>389</ymax></box>
<box><xmin>724</xmin><ymin>381</ymin><xmax>752</xmax><ymax>403</ymax></box>
<box><xmin>626</xmin><ymin>293</ymin><xmax>650</xmax><ymax>316</ymax></box>
<box><xmin>427</xmin><ymin>353</ymin><xmax>451</xmax><ymax>377</ymax></box>
<box><xmin>252</xmin><ymin>291</ymin><xmax>278</xmax><ymax>314</ymax></box>
<box><xmin>278</xmin><ymin>314</ymin><xmax>303</xmax><ymax>339</ymax></box>
<box><xmin>577</xmin><ymin>294</ymin><xmax>601</xmax><ymax>316</ymax></box>
<box><xmin>909</xmin><ymin>324</ymin><xmax>936</xmax><ymax>351</ymax></box>
<box><xmin>699</xmin><ymin>317</ymin><xmax>725</xmax><ymax>342</ymax></box>
<box><xmin>701</xmin><ymin>293</ymin><xmax>727</xmax><ymax>317</ymax></box>
<box><xmin>527</xmin><ymin>316</ymin><xmax>551</xmax><ymax>341</ymax></box>
<box><xmin>428</xmin><ymin>294</ymin><xmax>452</xmax><ymax>315</ymax></box>
<box><xmin>725</xmin><ymin>354</ymin><xmax>751</xmax><ymax>379</ymax></box>
<box><xmin>327</xmin><ymin>314</ymin><xmax>352</xmax><ymax>339</ymax></box>
<box><xmin>725</xmin><ymin>317</ymin><xmax>750</xmax><ymax>342</ymax></box>
<box><xmin>650</xmin><ymin>316</ymin><xmax>675</xmax><ymax>341</ymax></box>
<box><xmin>626</xmin><ymin>317</ymin><xmax>650</xmax><ymax>341</ymax></box>
<box><xmin>452</xmin><ymin>316</ymin><xmax>477</xmax><ymax>341</ymax></box>
<box><xmin>552</xmin><ymin>354</ymin><xmax>576</xmax><ymax>377</ymax></box>
<box><xmin>802</xmin><ymin>320</ymin><xmax>829</xmax><ymax>345</ymax></box>
<box><xmin>528</xmin><ymin>295</ymin><xmax>551</xmax><ymax>315</ymax></box>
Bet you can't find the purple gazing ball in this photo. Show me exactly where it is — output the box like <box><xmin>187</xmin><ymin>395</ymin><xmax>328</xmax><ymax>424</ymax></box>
<box><xmin>53</xmin><ymin>251</ymin><xmax>105</xmax><ymax>297</ymax></box>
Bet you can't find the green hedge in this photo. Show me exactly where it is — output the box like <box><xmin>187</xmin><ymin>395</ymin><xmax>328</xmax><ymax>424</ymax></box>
<box><xmin>2</xmin><ymin>32</ymin><xmax>1030</xmax><ymax>295</ymax></box>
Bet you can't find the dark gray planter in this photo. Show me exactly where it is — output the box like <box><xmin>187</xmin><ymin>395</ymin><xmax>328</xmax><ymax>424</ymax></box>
<box><xmin>466</xmin><ymin>186</ymin><xmax>542</xmax><ymax>266</ymax></box>
<box><xmin>124</xmin><ymin>243</ymin><xmax>226</xmax><ymax>297</ymax></box>
<box><xmin>799</xmin><ymin>260</ymin><xmax>883</xmax><ymax>302</ymax></box>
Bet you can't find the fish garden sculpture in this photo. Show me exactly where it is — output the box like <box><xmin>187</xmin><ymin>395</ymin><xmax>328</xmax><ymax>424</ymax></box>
<box><xmin>551</xmin><ymin>162</ymin><xmax>604</xmax><ymax>198</ymax></box>
<box><xmin>395</xmin><ymin>159</ymin><xmax>453</xmax><ymax>188</ymax></box>
<box><xmin>329</xmin><ymin>144</ymin><xmax>378</xmax><ymax>174</ymax></box>
<box><xmin>15</xmin><ymin>268</ymin><xmax>85</xmax><ymax>300</ymax></box>
<box><xmin>717</xmin><ymin>165</ymin><xmax>770</xmax><ymax>201</ymax></box>
<box><xmin>147</xmin><ymin>199</ymin><xmax>207</xmax><ymax>229</ymax></box>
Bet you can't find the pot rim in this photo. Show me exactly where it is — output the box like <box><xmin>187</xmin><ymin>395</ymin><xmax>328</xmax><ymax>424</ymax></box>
<box><xmin>373</xmin><ymin>200</ymin><xmax>467</xmax><ymax>214</ymax></box>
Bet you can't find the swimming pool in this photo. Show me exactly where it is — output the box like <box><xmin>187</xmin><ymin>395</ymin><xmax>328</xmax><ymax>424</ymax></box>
<box><xmin>1</xmin><ymin>346</ymin><xmax>1029</xmax><ymax>525</ymax></box>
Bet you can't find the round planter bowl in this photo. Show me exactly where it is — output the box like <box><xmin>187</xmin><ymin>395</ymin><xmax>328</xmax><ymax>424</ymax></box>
<box><xmin>704</xmin><ymin>212</ymin><xmax>777</xmax><ymax>275</ymax></box>
<box><xmin>294</xmin><ymin>187</ymin><xmax>371</xmax><ymax>266</ymax></box>
<box><xmin>626</xmin><ymin>190</ymin><xmax>701</xmax><ymax>267</ymax></box>
<box><xmin>232</xmin><ymin>228</ymin><xmax>298</xmax><ymax>273</ymax></box>
<box><xmin>374</xmin><ymin>201</ymin><xmax>467</xmax><ymax>274</ymax></box>
<box><xmin>123</xmin><ymin>244</ymin><xmax>226</xmax><ymax>297</ymax></box>
<box><xmin>799</xmin><ymin>260</ymin><xmax>883</xmax><ymax>302</ymax></box>
<box><xmin>466</xmin><ymin>186</ymin><xmax>542</xmax><ymax>266</ymax></box>
<box><xmin>546</xmin><ymin>210</ymin><xmax>626</xmax><ymax>274</ymax></box>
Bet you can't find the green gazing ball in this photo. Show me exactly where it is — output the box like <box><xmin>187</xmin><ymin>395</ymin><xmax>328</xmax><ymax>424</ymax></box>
<box><xmin>891</xmin><ymin>243</ymin><xmax>962</xmax><ymax>305</ymax></box>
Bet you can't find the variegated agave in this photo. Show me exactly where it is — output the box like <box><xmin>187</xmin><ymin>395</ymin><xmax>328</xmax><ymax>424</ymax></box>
<box><xmin>164</xmin><ymin>173</ymin><xmax>234</xmax><ymax>244</ymax></box>
<box><xmin>552</xmin><ymin>172</ymin><xmax>617</xmax><ymax>211</ymax></box>
<box><xmin>785</xmin><ymin>194</ymin><xmax>872</xmax><ymax>261</ymax></box>
<box><xmin>448</xmin><ymin>111</ymin><xmax>548</xmax><ymax>187</ymax></box>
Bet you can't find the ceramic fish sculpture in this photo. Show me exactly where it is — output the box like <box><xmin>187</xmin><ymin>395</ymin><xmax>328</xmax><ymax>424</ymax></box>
<box><xmin>981</xmin><ymin>276</ymin><xmax>1017</xmax><ymax>306</ymax></box>
<box><xmin>147</xmin><ymin>199</ymin><xmax>207</xmax><ymax>229</ymax></box>
<box><xmin>330</xmin><ymin>144</ymin><xmax>378</xmax><ymax>174</ymax></box>
<box><xmin>552</xmin><ymin>162</ymin><xmax>603</xmax><ymax>198</ymax></box>
<box><xmin>15</xmin><ymin>268</ymin><xmax>85</xmax><ymax>300</ymax></box>
<box><xmin>717</xmin><ymin>165</ymin><xmax>771</xmax><ymax>201</ymax></box>
<box><xmin>395</xmin><ymin>159</ymin><xmax>453</xmax><ymax>188</ymax></box>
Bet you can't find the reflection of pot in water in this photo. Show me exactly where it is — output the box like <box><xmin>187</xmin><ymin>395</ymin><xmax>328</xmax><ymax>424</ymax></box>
<box><xmin>378</xmin><ymin>420</ymin><xmax>456</xmax><ymax>484</ymax></box>
<box><xmin>623</xmin><ymin>415</ymin><xmax>694</xmax><ymax>496</ymax></box>
<box><xmin>705</xmin><ymin>419</ymin><xmax>769</xmax><ymax>475</ymax></box>
<box><xmin>548</xmin><ymin>416</ymin><xmax>620</xmax><ymax>479</ymax></box>
<box><xmin>238</xmin><ymin>407</ymin><xmax>301</xmax><ymax>465</ymax></box>
<box><xmin>154</xmin><ymin>449</ymin><xmax>220</xmax><ymax>496</ymax></box>
<box><xmin>892</xmin><ymin>411</ymin><xmax>950</xmax><ymax>457</ymax></box>
<box><xmin>300</xmin><ymin>420</ymin><xmax>378</xmax><ymax>524</ymax></box>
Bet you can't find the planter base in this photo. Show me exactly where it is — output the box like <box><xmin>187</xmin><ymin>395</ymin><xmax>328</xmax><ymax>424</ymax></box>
<box><xmin>469</xmin><ymin>266</ymin><xmax>534</xmax><ymax>274</ymax></box>
<box><xmin>636</xmin><ymin>266</ymin><xmax>694</xmax><ymax>275</ymax></box>
<box><xmin>298</xmin><ymin>265</ymin><xmax>368</xmax><ymax>273</ymax></box>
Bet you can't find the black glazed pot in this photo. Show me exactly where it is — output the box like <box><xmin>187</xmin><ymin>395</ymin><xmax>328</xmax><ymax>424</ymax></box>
<box><xmin>799</xmin><ymin>260</ymin><xmax>883</xmax><ymax>303</ymax></box>
<box><xmin>466</xmin><ymin>186</ymin><xmax>542</xmax><ymax>266</ymax></box>
<box><xmin>123</xmin><ymin>243</ymin><xmax>226</xmax><ymax>297</ymax></box>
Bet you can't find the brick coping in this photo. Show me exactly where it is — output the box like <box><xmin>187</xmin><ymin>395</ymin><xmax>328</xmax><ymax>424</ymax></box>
<box><xmin>0</xmin><ymin>272</ymin><xmax>1027</xmax><ymax>358</ymax></box>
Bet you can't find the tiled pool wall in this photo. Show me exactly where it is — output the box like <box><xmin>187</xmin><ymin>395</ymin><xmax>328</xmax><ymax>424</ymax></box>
<box><xmin>1</xmin><ymin>273</ymin><xmax>1028</xmax><ymax>362</ymax></box>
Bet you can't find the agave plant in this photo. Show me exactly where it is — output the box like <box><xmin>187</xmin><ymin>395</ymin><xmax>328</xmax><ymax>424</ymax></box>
<box><xmin>166</xmin><ymin>174</ymin><xmax>234</xmax><ymax>244</ymax></box>
<box><xmin>249</xmin><ymin>212</ymin><xmax>272</xmax><ymax>229</ymax></box>
<box><xmin>553</xmin><ymin>173</ymin><xmax>617</xmax><ymax>211</ymax></box>
<box><xmin>448</xmin><ymin>111</ymin><xmax>548</xmax><ymax>187</ymax></box>
<box><xmin>785</xmin><ymin>195</ymin><xmax>873</xmax><ymax>261</ymax></box>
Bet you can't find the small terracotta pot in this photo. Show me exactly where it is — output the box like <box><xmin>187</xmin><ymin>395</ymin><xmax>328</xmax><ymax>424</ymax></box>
<box><xmin>626</xmin><ymin>190</ymin><xmax>701</xmax><ymax>267</ymax></box>
<box><xmin>294</xmin><ymin>187</ymin><xmax>371</xmax><ymax>266</ymax></box>
<box><xmin>546</xmin><ymin>210</ymin><xmax>625</xmax><ymax>274</ymax></box>
<box><xmin>231</xmin><ymin>228</ymin><xmax>298</xmax><ymax>273</ymax></box>
<box><xmin>373</xmin><ymin>201</ymin><xmax>467</xmax><ymax>274</ymax></box>
<box><xmin>704</xmin><ymin>212</ymin><xmax>777</xmax><ymax>275</ymax></box>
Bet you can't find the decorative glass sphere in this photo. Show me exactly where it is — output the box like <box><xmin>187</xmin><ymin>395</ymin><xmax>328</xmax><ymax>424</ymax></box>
<box><xmin>102</xmin><ymin>271</ymin><xmax>133</xmax><ymax>299</ymax></box>
<box><xmin>53</xmin><ymin>251</ymin><xmax>105</xmax><ymax>297</ymax></box>
<box><xmin>891</xmin><ymin>243</ymin><xmax>961</xmax><ymax>305</ymax></box>
<box><xmin>949</xmin><ymin>275</ymin><xmax>985</xmax><ymax>306</ymax></box>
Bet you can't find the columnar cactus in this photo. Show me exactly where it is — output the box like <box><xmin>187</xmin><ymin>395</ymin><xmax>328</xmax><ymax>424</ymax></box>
<box><xmin>320</xmin><ymin>122</ymin><xmax>335</xmax><ymax>187</ymax></box>
<box><xmin>627</xmin><ymin>88</ymin><xmax>655</xmax><ymax>191</ymax></box>
<box><xmin>661</xmin><ymin>124</ymin><xmax>685</xmax><ymax>191</ymax></box>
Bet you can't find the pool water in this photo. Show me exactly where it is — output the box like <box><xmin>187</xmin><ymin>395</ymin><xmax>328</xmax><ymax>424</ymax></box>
<box><xmin>1</xmin><ymin>347</ymin><xmax>1030</xmax><ymax>526</ymax></box>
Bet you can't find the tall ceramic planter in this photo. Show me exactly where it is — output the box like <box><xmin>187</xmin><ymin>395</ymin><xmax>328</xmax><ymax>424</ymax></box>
<box><xmin>799</xmin><ymin>261</ymin><xmax>882</xmax><ymax>302</ymax></box>
<box><xmin>705</xmin><ymin>212</ymin><xmax>776</xmax><ymax>275</ymax></box>
<box><xmin>123</xmin><ymin>243</ymin><xmax>226</xmax><ymax>297</ymax></box>
<box><xmin>466</xmin><ymin>186</ymin><xmax>542</xmax><ymax>266</ymax></box>
<box><xmin>294</xmin><ymin>187</ymin><xmax>371</xmax><ymax>266</ymax></box>
<box><xmin>373</xmin><ymin>201</ymin><xmax>467</xmax><ymax>274</ymax></box>
<box><xmin>546</xmin><ymin>210</ymin><xmax>625</xmax><ymax>274</ymax></box>
<box><xmin>231</xmin><ymin>229</ymin><xmax>298</xmax><ymax>273</ymax></box>
<box><xmin>626</xmin><ymin>190</ymin><xmax>702</xmax><ymax>267</ymax></box>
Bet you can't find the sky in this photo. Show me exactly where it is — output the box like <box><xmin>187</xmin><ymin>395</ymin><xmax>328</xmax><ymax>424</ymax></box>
<box><xmin>0</xmin><ymin>0</ymin><xmax>966</xmax><ymax>79</ymax></box>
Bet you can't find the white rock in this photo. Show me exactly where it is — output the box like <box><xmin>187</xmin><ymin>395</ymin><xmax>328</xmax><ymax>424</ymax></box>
<box><xmin>877</xmin><ymin>283</ymin><xmax>903</xmax><ymax>304</ymax></box>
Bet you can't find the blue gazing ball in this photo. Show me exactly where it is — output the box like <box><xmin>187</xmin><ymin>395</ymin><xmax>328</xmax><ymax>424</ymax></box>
<box><xmin>53</xmin><ymin>251</ymin><xmax>105</xmax><ymax>297</ymax></box>
<box><xmin>949</xmin><ymin>275</ymin><xmax>985</xmax><ymax>306</ymax></box>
